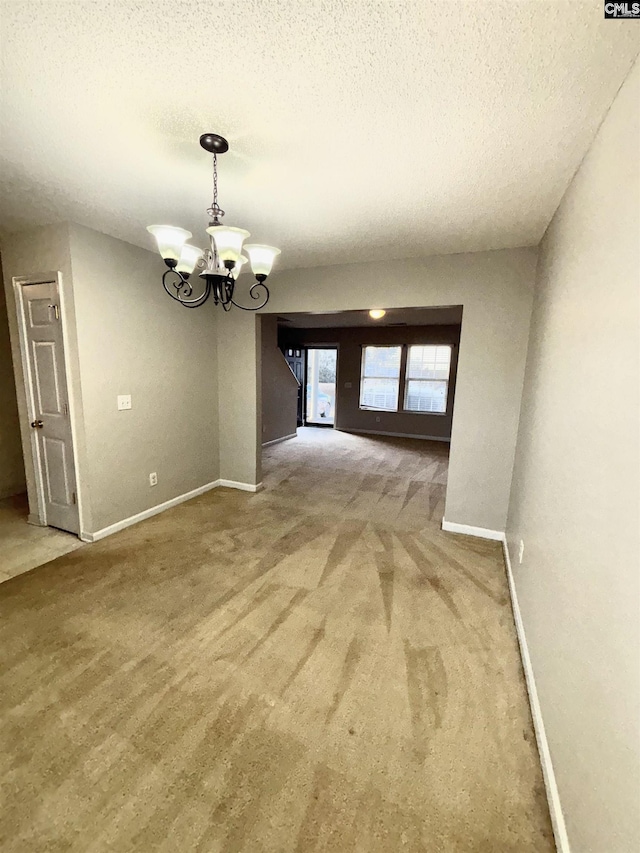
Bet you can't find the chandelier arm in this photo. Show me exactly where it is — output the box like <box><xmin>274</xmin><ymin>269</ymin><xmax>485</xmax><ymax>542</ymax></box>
<box><xmin>230</xmin><ymin>279</ymin><xmax>270</xmax><ymax>312</ymax></box>
<box><xmin>162</xmin><ymin>270</ymin><xmax>188</xmax><ymax>302</ymax></box>
<box><xmin>162</xmin><ymin>269</ymin><xmax>212</xmax><ymax>307</ymax></box>
<box><xmin>178</xmin><ymin>278</ymin><xmax>193</xmax><ymax>297</ymax></box>
<box><xmin>179</xmin><ymin>290</ymin><xmax>213</xmax><ymax>308</ymax></box>
<box><xmin>215</xmin><ymin>277</ymin><xmax>227</xmax><ymax>304</ymax></box>
<box><xmin>222</xmin><ymin>277</ymin><xmax>235</xmax><ymax>305</ymax></box>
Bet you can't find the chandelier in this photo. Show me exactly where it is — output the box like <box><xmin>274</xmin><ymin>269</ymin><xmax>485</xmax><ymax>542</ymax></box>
<box><xmin>147</xmin><ymin>133</ymin><xmax>280</xmax><ymax>310</ymax></box>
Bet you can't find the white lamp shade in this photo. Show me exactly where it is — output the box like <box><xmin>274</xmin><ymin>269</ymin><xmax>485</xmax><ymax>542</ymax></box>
<box><xmin>147</xmin><ymin>225</ymin><xmax>192</xmax><ymax>262</ymax></box>
<box><xmin>176</xmin><ymin>244</ymin><xmax>204</xmax><ymax>276</ymax></box>
<box><xmin>244</xmin><ymin>244</ymin><xmax>281</xmax><ymax>277</ymax></box>
<box><xmin>229</xmin><ymin>255</ymin><xmax>248</xmax><ymax>279</ymax></box>
<box><xmin>206</xmin><ymin>225</ymin><xmax>250</xmax><ymax>264</ymax></box>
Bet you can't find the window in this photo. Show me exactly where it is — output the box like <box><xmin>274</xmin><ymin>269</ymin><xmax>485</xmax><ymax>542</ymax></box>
<box><xmin>359</xmin><ymin>346</ymin><xmax>401</xmax><ymax>411</ymax></box>
<box><xmin>404</xmin><ymin>345</ymin><xmax>451</xmax><ymax>413</ymax></box>
<box><xmin>359</xmin><ymin>343</ymin><xmax>452</xmax><ymax>414</ymax></box>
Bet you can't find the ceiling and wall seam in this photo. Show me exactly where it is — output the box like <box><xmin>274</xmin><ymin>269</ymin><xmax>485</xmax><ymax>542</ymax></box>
<box><xmin>537</xmin><ymin>50</ymin><xmax>640</xmax><ymax>246</ymax></box>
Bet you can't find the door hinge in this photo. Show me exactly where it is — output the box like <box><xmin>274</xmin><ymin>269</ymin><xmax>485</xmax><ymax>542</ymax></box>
<box><xmin>72</xmin><ymin>491</ymin><xmax>77</xmax><ymax>505</ymax></box>
<box><xmin>63</xmin><ymin>401</ymin><xmax>68</xmax><ymax>416</ymax></box>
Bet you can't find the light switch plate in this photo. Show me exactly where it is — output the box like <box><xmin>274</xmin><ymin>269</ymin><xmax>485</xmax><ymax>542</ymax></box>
<box><xmin>117</xmin><ymin>394</ymin><xmax>132</xmax><ymax>411</ymax></box>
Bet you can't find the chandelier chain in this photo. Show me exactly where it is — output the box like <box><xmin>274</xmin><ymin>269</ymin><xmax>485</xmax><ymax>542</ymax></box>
<box><xmin>207</xmin><ymin>152</ymin><xmax>225</xmax><ymax>222</ymax></box>
<box><xmin>213</xmin><ymin>153</ymin><xmax>218</xmax><ymax>210</ymax></box>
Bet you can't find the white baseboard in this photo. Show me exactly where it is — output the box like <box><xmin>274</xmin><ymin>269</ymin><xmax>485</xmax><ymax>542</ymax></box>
<box><xmin>262</xmin><ymin>433</ymin><xmax>297</xmax><ymax>448</ymax></box>
<box><xmin>441</xmin><ymin>519</ymin><xmax>504</xmax><ymax>540</ymax></box>
<box><xmin>502</xmin><ymin>539</ymin><xmax>571</xmax><ymax>853</ymax></box>
<box><xmin>441</xmin><ymin>518</ymin><xmax>570</xmax><ymax>850</ymax></box>
<box><xmin>217</xmin><ymin>479</ymin><xmax>263</xmax><ymax>493</ymax></box>
<box><xmin>82</xmin><ymin>480</ymin><xmax>221</xmax><ymax>542</ymax></box>
<box><xmin>81</xmin><ymin>478</ymin><xmax>263</xmax><ymax>542</ymax></box>
<box><xmin>343</xmin><ymin>428</ymin><xmax>450</xmax><ymax>442</ymax></box>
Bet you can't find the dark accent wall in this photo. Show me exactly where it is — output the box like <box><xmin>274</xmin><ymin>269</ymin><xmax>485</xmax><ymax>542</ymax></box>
<box><xmin>279</xmin><ymin>324</ymin><xmax>461</xmax><ymax>440</ymax></box>
<box><xmin>261</xmin><ymin>315</ymin><xmax>299</xmax><ymax>444</ymax></box>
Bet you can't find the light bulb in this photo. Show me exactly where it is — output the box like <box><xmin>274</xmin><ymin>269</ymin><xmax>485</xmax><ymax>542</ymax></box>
<box><xmin>244</xmin><ymin>244</ymin><xmax>281</xmax><ymax>278</ymax></box>
<box><xmin>206</xmin><ymin>225</ymin><xmax>250</xmax><ymax>265</ymax></box>
<box><xmin>369</xmin><ymin>309</ymin><xmax>386</xmax><ymax>320</ymax></box>
<box><xmin>147</xmin><ymin>225</ymin><xmax>192</xmax><ymax>263</ymax></box>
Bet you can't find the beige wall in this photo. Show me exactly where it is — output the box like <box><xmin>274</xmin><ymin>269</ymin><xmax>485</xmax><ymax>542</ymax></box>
<box><xmin>261</xmin><ymin>315</ymin><xmax>298</xmax><ymax>445</ymax></box>
<box><xmin>217</xmin><ymin>309</ymin><xmax>262</xmax><ymax>486</ymax></box>
<box><xmin>506</xmin><ymin>59</ymin><xmax>640</xmax><ymax>852</ymax></box>
<box><xmin>2</xmin><ymin>223</ymin><xmax>220</xmax><ymax>534</ymax></box>
<box><xmin>0</xmin><ymin>257</ymin><xmax>25</xmax><ymax>499</ymax></box>
<box><xmin>257</xmin><ymin>247</ymin><xmax>536</xmax><ymax>531</ymax></box>
<box><xmin>280</xmin><ymin>324</ymin><xmax>461</xmax><ymax>440</ymax></box>
<box><xmin>68</xmin><ymin>224</ymin><xmax>219</xmax><ymax>531</ymax></box>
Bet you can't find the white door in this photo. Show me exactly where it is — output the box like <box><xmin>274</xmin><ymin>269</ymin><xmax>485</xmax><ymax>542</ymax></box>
<box><xmin>18</xmin><ymin>281</ymin><xmax>79</xmax><ymax>534</ymax></box>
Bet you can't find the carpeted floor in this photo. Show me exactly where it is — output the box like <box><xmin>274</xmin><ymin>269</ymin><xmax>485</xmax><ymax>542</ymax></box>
<box><xmin>0</xmin><ymin>428</ymin><xmax>554</xmax><ymax>852</ymax></box>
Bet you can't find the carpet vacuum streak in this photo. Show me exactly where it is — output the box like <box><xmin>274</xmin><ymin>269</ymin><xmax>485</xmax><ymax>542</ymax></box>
<box><xmin>0</xmin><ymin>428</ymin><xmax>554</xmax><ymax>852</ymax></box>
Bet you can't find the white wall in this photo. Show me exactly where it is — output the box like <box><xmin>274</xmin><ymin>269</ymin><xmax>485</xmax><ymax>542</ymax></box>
<box><xmin>258</xmin><ymin>247</ymin><xmax>537</xmax><ymax>531</ymax></box>
<box><xmin>506</xmin><ymin>59</ymin><xmax>640</xmax><ymax>852</ymax></box>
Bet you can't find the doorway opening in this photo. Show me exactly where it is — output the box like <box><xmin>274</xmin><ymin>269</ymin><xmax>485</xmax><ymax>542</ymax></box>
<box><xmin>305</xmin><ymin>347</ymin><xmax>337</xmax><ymax>426</ymax></box>
<box><xmin>268</xmin><ymin>305</ymin><xmax>464</xmax><ymax>520</ymax></box>
<box><xmin>263</xmin><ymin>305</ymin><xmax>464</xmax><ymax>532</ymax></box>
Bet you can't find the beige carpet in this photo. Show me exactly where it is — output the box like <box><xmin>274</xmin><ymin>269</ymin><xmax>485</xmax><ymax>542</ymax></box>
<box><xmin>0</xmin><ymin>428</ymin><xmax>554</xmax><ymax>852</ymax></box>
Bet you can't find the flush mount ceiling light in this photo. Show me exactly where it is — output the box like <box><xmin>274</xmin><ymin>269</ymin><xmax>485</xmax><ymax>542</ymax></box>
<box><xmin>147</xmin><ymin>133</ymin><xmax>280</xmax><ymax>310</ymax></box>
<box><xmin>369</xmin><ymin>309</ymin><xmax>386</xmax><ymax>320</ymax></box>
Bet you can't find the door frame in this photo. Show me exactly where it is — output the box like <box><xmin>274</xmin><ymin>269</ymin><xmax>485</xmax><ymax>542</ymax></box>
<box><xmin>12</xmin><ymin>271</ymin><xmax>85</xmax><ymax>535</ymax></box>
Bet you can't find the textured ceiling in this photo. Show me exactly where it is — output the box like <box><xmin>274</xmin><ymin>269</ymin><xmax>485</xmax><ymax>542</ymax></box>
<box><xmin>1</xmin><ymin>2</ymin><xmax>638</xmax><ymax>269</ymax></box>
